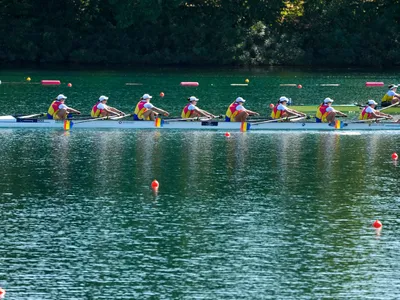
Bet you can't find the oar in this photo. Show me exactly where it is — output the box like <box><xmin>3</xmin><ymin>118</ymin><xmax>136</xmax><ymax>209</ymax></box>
<box><xmin>251</xmin><ymin>115</ymin><xmax>299</xmax><ymax>125</ymax></box>
<box><xmin>290</xmin><ymin>116</ymin><xmax>308</xmax><ymax>122</ymax></box>
<box><xmin>73</xmin><ymin>116</ymin><xmax>110</xmax><ymax>124</ymax></box>
<box><xmin>164</xmin><ymin>116</ymin><xmax>213</xmax><ymax>122</ymax></box>
<box><xmin>17</xmin><ymin>113</ymin><xmax>46</xmax><ymax>119</ymax></box>
<box><xmin>378</xmin><ymin>102</ymin><xmax>400</xmax><ymax>112</ymax></box>
<box><xmin>108</xmin><ymin>113</ymin><xmax>133</xmax><ymax>120</ymax></box>
<box><xmin>349</xmin><ymin>117</ymin><xmax>391</xmax><ymax>124</ymax></box>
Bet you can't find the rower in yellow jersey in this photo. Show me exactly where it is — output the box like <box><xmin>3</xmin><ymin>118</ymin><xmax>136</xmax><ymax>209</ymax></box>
<box><xmin>133</xmin><ymin>94</ymin><xmax>169</xmax><ymax>121</ymax></box>
<box><xmin>315</xmin><ymin>98</ymin><xmax>347</xmax><ymax>124</ymax></box>
<box><xmin>381</xmin><ymin>84</ymin><xmax>400</xmax><ymax>107</ymax></box>
<box><xmin>225</xmin><ymin>97</ymin><xmax>259</xmax><ymax>122</ymax></box>
<box><xmin>270</xmin><ymin>97</ymin><xmax>306</xmax><ymax>120</ymax></box>
<box><xmin>359</xmin><ymin>100</ymin><xmax>393</xmax><ymax>120</ymax></box>
<box><xmin>181</xmin><ymin>96</ymin><xmax>215</xmax><ymax>119</ymax></box>
<box><xmin>47</xmin><ymin>94</ymin><xmax>81</xmax><ymax>120</ymax></box>
<box><xmin>91</xmin><ymin>95</ymin><xmax>125</xmax><ymax>118</ymax></box>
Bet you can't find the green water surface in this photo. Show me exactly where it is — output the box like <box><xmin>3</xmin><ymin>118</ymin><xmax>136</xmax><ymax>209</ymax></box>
<box><xmin>0</xmin><ymin>68</ymin><xmax>400</xmax><ymax>299</ymax></box>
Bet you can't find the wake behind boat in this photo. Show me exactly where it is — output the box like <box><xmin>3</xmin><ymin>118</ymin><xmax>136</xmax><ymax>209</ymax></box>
<box><xmin>1</xmin><ymin>115</ymin><xmax>400</xmax><ymax>131</ymax></box>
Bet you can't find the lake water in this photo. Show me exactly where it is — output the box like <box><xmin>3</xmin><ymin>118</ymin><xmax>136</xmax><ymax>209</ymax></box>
<box><xmin>1</xmin><ymin>67</ymin><xmax>400</xmax><ymax>299</ymax></box>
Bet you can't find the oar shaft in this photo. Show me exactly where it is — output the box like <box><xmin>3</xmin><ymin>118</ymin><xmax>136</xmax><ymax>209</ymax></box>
<box><xmin>17</xmin><ymin>113</ymin><xmax>46</xmax><ymax>119</ymax></box>
<box><xmin>109</xmin><ymin>114</ymin><xmax>133</xmax><ymax>120</ymax></box>
<box><xmin>379</xmin><ymin>102</ymin><xmax>399</xmax><ymax>112</ymax></box>
<box><xmin>251</xmin><ymin>115</ymin><xmax>298</xmax><ymax>125</ymax></box>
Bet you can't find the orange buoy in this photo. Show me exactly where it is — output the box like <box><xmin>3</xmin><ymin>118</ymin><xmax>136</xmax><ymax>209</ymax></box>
<box><xmin>373</xmin><ymin>220</ymin><xmax>382</xmax><ymax>228</ymax></box>
<box><xmin>67</xmin><ymin>83</ymin><xmax>72</xmax><ymax>87</ymax></box>
<box><xmin>269</xmin><ymin>103</ymin><xmax>275</xmax><ymax>109</ymax></box>
<box><xmin>297</xmin><ymin>84</ymin><xmax>302</xmax><ymax>89</ymax></box>
<box><xmin>225</xmin><ymin>132</ymin><xmax>231</xmax><ymax>137</ymax></box>
<box><xmin>160</xmin><ymin>92</ymin><xmax>165</xmax><ymax>97</ymax></box>
<box><xmin>0</xmin><ymin>287</ymin><xmax>5</xmax><ymax>299</ymax></box>
<box><xmin>151</xmin><ymin>180</ymin><xmax>159</xmax><ymax>189</ymax></box>
<box><xmin>392</xmin><ymin>152</ymin><xmax>398</xmax><ymax>160</ymax></box>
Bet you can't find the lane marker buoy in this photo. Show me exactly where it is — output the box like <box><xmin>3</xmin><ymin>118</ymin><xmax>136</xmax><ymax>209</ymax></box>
<box><xmin>365</xmin><ymin>82</ymin><xmax>384</xmax><ymax>87</ymax></box>
<box><xmin>180</xmin><ymin>82</ymin><xmax>199</xmax><ymax>87</ymax></box>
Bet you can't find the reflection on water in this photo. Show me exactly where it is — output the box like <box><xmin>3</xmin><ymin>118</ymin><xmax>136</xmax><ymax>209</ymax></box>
<box><xmin>0</xmin><ymin>130</ymin><xmax>400</xmax><ymax>299</ymax></box>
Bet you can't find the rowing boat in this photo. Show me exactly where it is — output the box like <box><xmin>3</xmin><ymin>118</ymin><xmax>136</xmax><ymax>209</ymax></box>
<box><xmin>286</xmin><ymin>105</ymin><xmax>400</xmax><ymax>114</ymax></box>
<box><xmin>1</xmin><ymin>116</ymin><xmax>400</xmax><ymax>131</ymax></box>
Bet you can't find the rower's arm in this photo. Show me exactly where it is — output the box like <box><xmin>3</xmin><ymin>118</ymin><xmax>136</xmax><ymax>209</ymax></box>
<box><xmin>245</xmin><ymin>109</ymin><xmax>260</xmax><ymax>116</ymax></box>
<box><xmin>105</xmin><ymin>107</ymin><xmax>120</xmax><ymax>116</ymax></box>
<box><xmin>197</xmin><ymin>108</ymin><xmax>216</xmax><ymax>118</ymax></box>
<box><xmin>286</xmin><ymin>108</ymin><xmax>305</xmax><ymax>117</ymax></box>
<box><xmin>152</xmin><ymin>107</ymin><xmax>169</xmax><ymax>116</ymax></box>
<box><xmin>68</xmin><ymin>107</ymin><xmax>81</xmax><ymax>114</ymax></box>
<box><xmin>335</xmin><ymin>110</ymin><xmax>348</xmax><ymax>117</ymax></box>
<box><xmin>373</xmin><ymin>111</ymin><xmax>393</xmax><ymax>119</ymax></box>
<box><xmin>109</xmin><ymin>107</ymin><xmax>125</xmax><ymax>115</ymax></box>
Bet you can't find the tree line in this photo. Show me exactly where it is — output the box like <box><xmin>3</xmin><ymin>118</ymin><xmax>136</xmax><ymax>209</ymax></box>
<box><xmin>0</xmin><ymin>0</ymin><xmax>398</xmax><ymax>67</ymax></box>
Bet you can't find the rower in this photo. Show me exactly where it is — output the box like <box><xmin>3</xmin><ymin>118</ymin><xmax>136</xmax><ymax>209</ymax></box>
<box><xmin>225</xmin><ymin>97</ymin><xmax>259</xmax><ymax>122</ymax></box>
<box><xmin>181</xmin><ymin>96</ymin><xmax>216</xmax><ymax>119</ymax></box>
<box><xmin>133</xmin><ymin>94</ymin><xmax>169</xmax><ymax>121</ymax></box>
<box><xmin>381</xmin><ymin>84</ymin><xmax>400</xmax><ymax>107</ymax></box>
<box><xmin>271</xmin><ymin>96</ymin><xmax>306</xmax><ymax>120</ymax></box>
<box><xmin>315</xmin><ymin>98</ymin><xmax>347</xmax><ymax>124</ymax></box>
<box><xmin>359</xmin><ymin>99</ymin><xmax>393</xmax><ymax>120</ymax></box>
<box><xmin>47</xmin><ymin>94</ymin><xmax>81</xmax><ymax>120</ymax></box>
<box><xmin>91</xmin><ymin>95</ymin><xmax>125</xmax><ymax>118</ymax></box>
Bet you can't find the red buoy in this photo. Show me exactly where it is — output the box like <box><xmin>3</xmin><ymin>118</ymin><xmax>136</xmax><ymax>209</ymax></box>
<box><xmin>151</xmin><ymin>180</ymin><xmax>159</xmax><ymax>189</ymax></box>
<box><xmin>160</xmin><ymin>92</ymin><xmax>165</xmax><ymax>97</ymax></box>
<box><xmin>392</xmin><ymin>152</ymin><xmax>398</xmax><ymax>160</ymax></box>
<box><xmin>0</xmin><ymin>288</ymin><xmax>5</xmax><ymax>299</ymax></box>
<box><xmin>373</xmin><ymin>220</ymin><xmax>382</xmax><ymax>228</ymax></box>
<box><xmin>297</xmin><ymin>84</ymin><xmax>302</xmax><ymax>89</ymax></box>
<box><xmin>67</xmin><ymin>83</ymin><xmax>72</xmax><ymax>87</ymax></box>
<box><xmin>225</xmin><ymin>132</ymin><xmax>231</xmax><ymax>137</ymax></box>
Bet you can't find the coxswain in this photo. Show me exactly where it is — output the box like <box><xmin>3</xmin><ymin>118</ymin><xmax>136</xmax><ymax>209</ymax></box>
<box><xmin>271</xmin><ymin>96</ymin><xmax>306</xmax><ymax>120</ymax></box>
<box><xmin>359</xmin><ymin>99</ymin><xmax>393</xmax><ymax>120</ymax></box>
<box><xmin>381</xmin><ymin>84</ymin><xmax>400</xmax><ymax>107</ymax></box>
<box><xmin>133</xmin><ymin>94</ymin><xmax>169</xmax><ymax>121</ymax></box>
<box><xmin>225</xmin><ymin>97</ymin><xmax>259</xmax><ymax>122</ymax></box>
<box><xmin>91</xmin><ymin>95</ymin><xmax>125</xmax><ymax>118</ymax></box>
<box><xmin>315</xmin><ymin>98</ymin><xmax>347</xmax><ymax>124</ymax></box>
<box><xmin>181</xmin><ymin>96</ymin><xmax>216</xmax><ymax>119</ymax></box>
<box><xmin>47</xmin><ymin>94</ymin><xmax>81</xmax><ymax>120</ymax></box>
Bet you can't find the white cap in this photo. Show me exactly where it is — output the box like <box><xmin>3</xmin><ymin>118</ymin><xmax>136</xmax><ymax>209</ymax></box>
<box><xmin>390</xmin><ymin>85</ymin><xmax>398</xmax><ymax>90</ymax></box>
<box><xmin>235</xmin><ymin>97</ymin><xmax>246</xmax><ymax>102</ymax></box>
<box><xmin>57</xmin><ymin>94</ymin><xmax>67</xmax><ymax>100</ymax></box>
<box><xmin>279</xmin><ymin>96</ymin><xmax>289</xmax><ymax>103</ymax></box>
<box><xmin>324</xmin><ymin>97</ymin><xmax>334</xmax><ymax>103</ymax></box>
<box><xmin>189</xmin><ymin>96</ymin><xmax>199</xmax><ymax>101</ymax></box>
<box><xmin>367</xmin><ymin>99</ymin><xmax>378</xmax><ymax>105</ymax></box>
<box><xmin>99</xmin><ymin>95</ymin><xmax>109</xmax><ymax>101</ymax></box>
<box><xmin>142</xmin><ymin>94</ymin><xmax>152</xmax><ymax>100</ymax></box>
